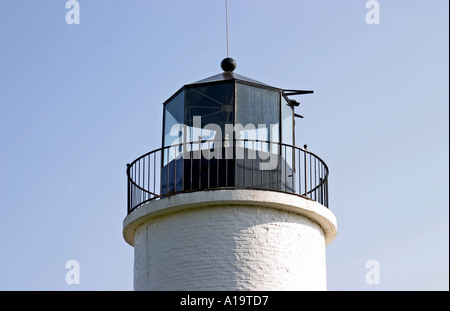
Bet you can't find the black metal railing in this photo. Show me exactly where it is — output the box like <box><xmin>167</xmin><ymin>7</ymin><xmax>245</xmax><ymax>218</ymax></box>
<box><xmin>127</xmin><ymin>139</ymin><xmax>329</xmax><ymax>214</ymax></box>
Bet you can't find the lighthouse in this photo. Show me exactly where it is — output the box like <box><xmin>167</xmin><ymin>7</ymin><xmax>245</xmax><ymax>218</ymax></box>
<box><xmin>123</xmin><ymin>58</ymin><xmax>337</xmax><ymax>291</ymax></box>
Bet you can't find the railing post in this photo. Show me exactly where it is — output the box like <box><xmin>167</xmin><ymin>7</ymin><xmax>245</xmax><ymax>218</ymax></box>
<box><xmin>304</xmin><ymin>145</ymin><xmax>308</xmax><ymax>198</ymax></box>
<box><xmin>198</xmin><ymin>136</ymin><xmax>202</xmax><ymax>189</ymax></box>
<box><xmin>319</xmin><ymin>177</ymin><xmax>323</xmax><ymax>205</ymax></box>
<box><xmin>126</xmin><ymin>163</ymin><xmax>130</xmax><ymax>213</ymax></box>
<box><xmin>174</xmin><ymin>145</ymin><xmax>177</xmax><ymax>193</ymax></box>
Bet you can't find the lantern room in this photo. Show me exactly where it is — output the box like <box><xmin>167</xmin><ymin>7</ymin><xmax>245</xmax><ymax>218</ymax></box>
<box><xmin>158</xmin><ymin>58</ymin><xmax>319</xmax><ymax>198</ymax></box>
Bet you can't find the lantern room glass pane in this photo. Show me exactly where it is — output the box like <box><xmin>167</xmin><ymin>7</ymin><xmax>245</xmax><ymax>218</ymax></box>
<box><xmin>185</xmin><ymin>82</ymin><xmax>235</xmax><ymax>144</ymax></box>
<box><xmin>182</xmin><ymin>82</ymin><xmax>236</xmax><ymax>192</ymax></box>
<box><xmin>163</xmin><ymin>90</ymin><xmax>185</xmax><ymax>149</ymax></box>
<box><xmin>281</xmin><ymin>96</ymin><xmax>294</xmax><ymax>191</ymax></box>
<box><xmin>162</xmin><ymin>90</ymin><xmax>184</xmax><ymax>195</ymax></box>
<box><xmin>235</xmin><ymin>83</ymin><xmax>280</xmax><ymax>144</ymax></box>
<box><xmin>235</xmin><ymin>83</ymin><xmax>280</xmax><ymax>190</ymax></box>
<box><xmin>281</xmin><ymin>96</ymin><xmax>293</xmax><ymax>146</ymax></box>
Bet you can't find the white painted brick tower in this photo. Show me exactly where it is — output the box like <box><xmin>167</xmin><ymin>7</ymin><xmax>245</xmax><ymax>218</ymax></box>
<box><xmin>123</xmin><ymin>58</ymin><xmax>337</xmax><ymax>291</ymax></box>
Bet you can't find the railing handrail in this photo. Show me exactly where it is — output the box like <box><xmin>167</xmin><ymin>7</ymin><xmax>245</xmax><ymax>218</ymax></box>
<box><xmin>127</xmin><ymin>139</ymin><xmax>329</xmax><ymax>213</ymax></box>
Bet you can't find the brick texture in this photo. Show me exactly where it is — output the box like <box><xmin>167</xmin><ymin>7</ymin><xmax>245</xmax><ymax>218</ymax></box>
<box><xmin>133</xmin><ymin>205</ymin><xmax>327</xmax><ymax>291</ymax></box>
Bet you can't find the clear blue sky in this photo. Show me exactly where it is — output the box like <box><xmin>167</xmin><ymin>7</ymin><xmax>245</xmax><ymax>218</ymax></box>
<box><xmin>0</xmin><ymin>1</ymin><xmax>448</xmax><ymax>291</ymax></box>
